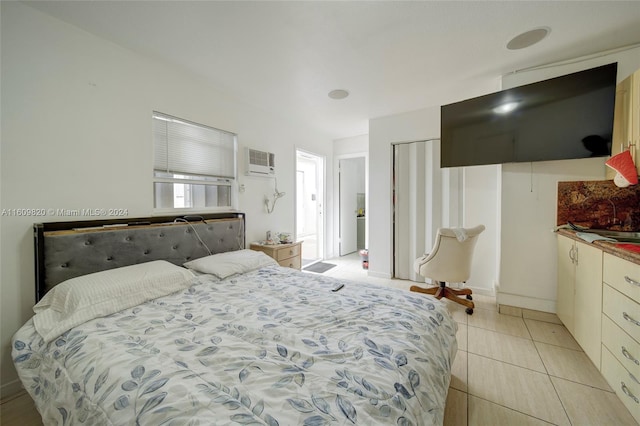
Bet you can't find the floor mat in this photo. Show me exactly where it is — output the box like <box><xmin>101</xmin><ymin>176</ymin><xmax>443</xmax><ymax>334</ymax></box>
<box><xmin>303</xmin><ymin>262</ymin><xmax>337</xmax><ymax>273</ymax></box>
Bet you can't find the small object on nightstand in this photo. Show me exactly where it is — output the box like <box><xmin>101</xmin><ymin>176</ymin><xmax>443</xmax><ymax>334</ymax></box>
<box><xmin>277</xmin><ymin>232</ymin><xmax>292</xmax><ymax>243</ymax></box>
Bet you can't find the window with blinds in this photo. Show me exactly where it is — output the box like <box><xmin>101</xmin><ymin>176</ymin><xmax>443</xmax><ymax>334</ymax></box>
<box><xmin>153</xmin><ymin>112</ymin><xmax>237</xmax><ymax>210</ymax></box>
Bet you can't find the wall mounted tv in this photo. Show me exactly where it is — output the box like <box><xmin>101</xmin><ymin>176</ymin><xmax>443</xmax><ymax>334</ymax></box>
<box><xmin>440</xmin><ymin>63</ymin><xmax>618</xmax><ymax>168</ymax></box>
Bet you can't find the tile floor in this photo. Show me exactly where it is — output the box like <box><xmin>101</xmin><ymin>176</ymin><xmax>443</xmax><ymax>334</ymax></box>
<box><xmin>2</xmin><ymin>253</ymin><xmax>638</xmax><ymax>425</ymax></box>
<box><xmin>320</xmin><ymin>253</ymin><xmax>638</xmax><ymax>426</ymax></box>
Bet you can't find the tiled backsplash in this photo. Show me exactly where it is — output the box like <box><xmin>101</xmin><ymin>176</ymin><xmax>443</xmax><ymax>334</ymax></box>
<box><xmin>557</xmin><ymin>180</ymin><xmax>640</xmax><ymax>231</ymax></box>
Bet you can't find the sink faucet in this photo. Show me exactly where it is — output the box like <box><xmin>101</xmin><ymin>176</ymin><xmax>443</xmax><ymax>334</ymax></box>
<box><xmin>607</xmin><ymin>199</ymin><xmax>619</xmax><ymax>225</ymax></box>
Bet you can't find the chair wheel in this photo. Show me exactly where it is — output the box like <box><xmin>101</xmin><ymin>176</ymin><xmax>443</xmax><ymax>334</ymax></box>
<box><xmin>465</xmin><ymin>308</ymin><xmax>473</xmax><ymax>315</ymax></box>
<box><xmin>466</xmin><ymin>295</ymin><xmax>473</xmax><ymax>300</ymax></box>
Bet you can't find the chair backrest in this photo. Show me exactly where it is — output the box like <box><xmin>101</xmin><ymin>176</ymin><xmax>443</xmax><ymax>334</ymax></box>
<box><xmin>414</xmin><ymin>225</ymin><xmax>485</xmax><ymax>283</ymax></box>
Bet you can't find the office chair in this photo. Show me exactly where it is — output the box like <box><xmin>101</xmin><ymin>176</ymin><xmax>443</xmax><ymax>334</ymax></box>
<box><xmin>410</xmin><ymin>225</ymin><xmax>485</xmax><ymax>314</ymax></box>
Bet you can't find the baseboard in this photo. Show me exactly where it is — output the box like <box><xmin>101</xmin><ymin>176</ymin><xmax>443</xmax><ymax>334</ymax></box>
<box><xmin>367</xmin><ymin>270</ymin><xmax>392</xmax><ymax>279</ymax></box>
<box><xmin>449</xmin><ymin>282</ymin><xmax>494</xmax><ymax>297</ymax></box>
<box><xmin>496</xmin><ymin>291</ymin><xmax>556</xmax><ymax>314</ymax></box>
<box><xmin>466</xmin><ymin>286</ymin><xmax>494</xmax><ymax>297</ymax></box>
<box><xmin>1</xmin><ymin>379</ymin><xmax>24</xmax><ymax>400</ymax></box>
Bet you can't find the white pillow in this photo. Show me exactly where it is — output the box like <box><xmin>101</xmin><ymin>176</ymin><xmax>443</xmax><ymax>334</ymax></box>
<box><xmin>183</xmin><ymin>249</ymin><xmax>277</xmax><ymax>279</ymax></box>
<box><xmin>33</xmin><ymin>260</ymin><xmax>195</xmax><ymax>342</ymax></box>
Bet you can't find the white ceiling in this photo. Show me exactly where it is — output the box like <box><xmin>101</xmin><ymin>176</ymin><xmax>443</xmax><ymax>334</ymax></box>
<box><xmin>25</xmin><ymin>1</ymin><xmax>640</xmax><ymax>139</ymax></box>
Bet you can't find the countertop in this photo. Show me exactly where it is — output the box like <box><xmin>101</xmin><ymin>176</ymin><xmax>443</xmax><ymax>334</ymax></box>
<box><xmin>557</xmin><ymin>229</ymin><xmax>640</xmax><ymax>265</ymax></box>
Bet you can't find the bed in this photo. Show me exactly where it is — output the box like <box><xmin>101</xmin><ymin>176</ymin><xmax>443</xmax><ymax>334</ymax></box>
<box><xmin>12</xmin><ymin>214</ymin><xmax>458</xmax><ymax>425</ymax></box>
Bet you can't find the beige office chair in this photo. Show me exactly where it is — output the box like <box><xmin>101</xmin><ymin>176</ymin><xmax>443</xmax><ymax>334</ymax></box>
<box><xmin>410</xmin><ymin>225</ymin><xmax>485</xmax><ymax>314</ymax></box>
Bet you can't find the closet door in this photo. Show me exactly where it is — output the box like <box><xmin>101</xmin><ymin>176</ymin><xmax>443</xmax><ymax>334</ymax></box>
<box><xmin>393</xmin><ymin>140</ymin><xmax>441</xmax><ymax>281</ymax></box>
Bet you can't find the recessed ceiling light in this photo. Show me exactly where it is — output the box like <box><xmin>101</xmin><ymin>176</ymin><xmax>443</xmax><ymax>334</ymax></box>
<box><xmin>507</xmin><ymin>27</ymin><xmax>550</xmax><ymax>50</ymax></box>
<box><xmin>328</xmin><ymin>89</ymin><xmax>349</xmax><ymax>100</ymax></box>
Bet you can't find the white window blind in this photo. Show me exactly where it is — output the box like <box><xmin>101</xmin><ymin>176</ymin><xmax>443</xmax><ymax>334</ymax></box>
<box><xmin>153</xmin><ymin>112</ymin><xmax>236</xmax><ymax>179</ymax></box>
<box><xmin>152</xmin><ymin>112</ymin><xmax>237</xmax><ymax>211</ymax></box>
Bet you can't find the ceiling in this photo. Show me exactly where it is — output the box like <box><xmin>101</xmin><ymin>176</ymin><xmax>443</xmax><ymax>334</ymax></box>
<box><xmin>25</xmin><ymin>1</ymin><xmax>640</xmax><ymax>139</ymax></box>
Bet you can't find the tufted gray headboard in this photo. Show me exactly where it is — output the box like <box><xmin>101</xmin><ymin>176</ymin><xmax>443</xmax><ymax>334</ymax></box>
<box><xmin>34</xmin><ymin>213</ymin><xmax>245</xmax><ymax>301</ymax></box>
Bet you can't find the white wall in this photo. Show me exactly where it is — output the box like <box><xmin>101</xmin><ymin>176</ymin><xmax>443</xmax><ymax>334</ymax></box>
<box><xmin>368</xmin><ymin>47</ymin><xmax>640</xmax><ymax>312</ymax></box>
<box><xmin>498</xmin><ymin>46</ymin><xmax>640</xmax><ymax>313</ymax></box>
<box><xmin>0</xmin><ymin>2</ymin><xmax>334</xmax><ymax>396</ymax></box>
<box><xmin>368</xmin><ymin>92</ymin><xmax>500</xmax><ymax>295</ymax></box>
<box><xmin>334</xmin><ymin>134</ymin><xmax>368</xmax><ymax>156</ymax></box>
<box><xmin>369</xmin><ymin>107</ymin><xmax>438</xmax><ymax>279</ymax></box>
<box><xmin>462</xmin><ymin>165</ymin><xmax>501</xmax><ymax>292</ymax></box>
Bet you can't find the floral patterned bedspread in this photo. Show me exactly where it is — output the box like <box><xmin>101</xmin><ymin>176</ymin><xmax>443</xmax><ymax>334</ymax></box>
<box><xmin>13</xmin><ymin>266</ymin><xmax>457</xmax><ymax>425</ymax></box>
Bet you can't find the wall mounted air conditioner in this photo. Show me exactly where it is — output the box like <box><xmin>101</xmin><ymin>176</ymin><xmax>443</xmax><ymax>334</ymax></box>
<box><xmin>245</xmin><ymin>148</ymin><xmax>275</xmax><ymax>176</ymax></box>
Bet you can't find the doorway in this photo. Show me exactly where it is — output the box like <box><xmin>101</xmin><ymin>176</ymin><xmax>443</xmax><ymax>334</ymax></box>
<box><xmin>295</xmin><ymin>149</ymin><xmax>325</xmax><ymax>266</ymax></box>
<box><xmin>338</xmin><ymin>156</ymin><xmax>366</xmax><ymax>256</ymax></box>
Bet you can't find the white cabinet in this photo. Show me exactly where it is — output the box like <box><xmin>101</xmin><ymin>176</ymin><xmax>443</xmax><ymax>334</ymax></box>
<box><xmin>607</xmin><ymin>67</ymin><xmax>640</xmax><ymax>178</ymax></box>
<box><xmin>574</xmin><ymin>242</ymin><xmax>604</xmax><ymax>367</ymax></box>
<box><xmin>557</xmin><ymin>236</ymin><xmax>576</xmax><ymax>332</ymax></box>
<box><xmin>601</xmin><ymin>253</ymin><xmax>640</xmax><ymax>423</ymax></box>
<box><xmin>558</xmin><ymin>235</ymin><xmax>640</xmax><ymax>422</ymax></box>
<box><xmin>556</xmin><ymin>235</ymin><xmax>603</xmax><ymax>366</ymax></box>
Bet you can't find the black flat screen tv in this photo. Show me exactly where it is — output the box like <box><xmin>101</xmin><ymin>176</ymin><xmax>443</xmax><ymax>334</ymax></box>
<box><xmin>440</xmin><ymin>63</ymin><xmax>618</xmax><ymax>168</ymax></box>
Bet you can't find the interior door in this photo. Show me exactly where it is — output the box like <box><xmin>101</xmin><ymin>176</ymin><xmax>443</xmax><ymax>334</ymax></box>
<box><xmin>339</xmin><ymin>158</ymin><xmax>358</xmax><ymax>255</ymax></box>
<box><xmin>393</xmin><ymin>140</ymin><xmax>439</xmax><ymax>281</ymax></box>
<box><xmin>296</xmin><ymin>150</ymin><xmax>324</xmax><ymax>265</ymax></box>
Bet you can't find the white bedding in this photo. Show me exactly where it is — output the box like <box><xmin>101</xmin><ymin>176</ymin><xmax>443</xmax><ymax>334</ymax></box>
<box><xmin>183</xmin><ymin>249</ymin><xmax>278</xmax><ymax>278</ymax></box>
<box><xmin>13</xmin><ymin>265</ymin><xmax>457</xmax><ymax>425</ymax></box>
<box><xmin>32</xmin><ymin>260</ymin><xmax>195</xmax><ymax>343</ymax></box>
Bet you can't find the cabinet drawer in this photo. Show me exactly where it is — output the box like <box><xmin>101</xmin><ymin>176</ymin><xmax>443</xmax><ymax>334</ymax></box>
<box><xmin>274</xmin><ymin>244</ymin><xmax>301</xmax><ymax>261</ymax></box>
<box><xmin>604</xmin><ymin>253</ymin><xmax>640</xmax><ymax>303</ymax></box>
<box><xmin>603</xmin><ymin>314</ymin><xmax>640</xmax><ymax>380</ymax></box>
<box><xmin>601</xmin><ymin>346</ymin><xmax>640</xmax><ymax>423</ymax></box>
<box><xmin>603</xmin><ymin>284</ymin><xmax>640</xmax><ymax>344</ymax></box>
<box><xmin>277</xmin><ymin>256</ymin><xmax>301</xmax><ymax>270</ymax></box>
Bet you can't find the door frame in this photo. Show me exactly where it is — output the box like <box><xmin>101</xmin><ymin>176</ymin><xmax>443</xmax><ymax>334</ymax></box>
<box><xmin>334</xmin><ymin>152</ymin><xmax>368</xmax><ymax>258</ymax></box>
<box><xmin>294</xmin><ymin>148</ymin><xmax>326</xmax><ymax>263</ymax></box>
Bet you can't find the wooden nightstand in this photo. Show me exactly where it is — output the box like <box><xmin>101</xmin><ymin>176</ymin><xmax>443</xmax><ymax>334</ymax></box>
<box><xmin>250</xmin><ymin>241</ymin><xmax>302</xmax><ymax>270</ymax></box>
